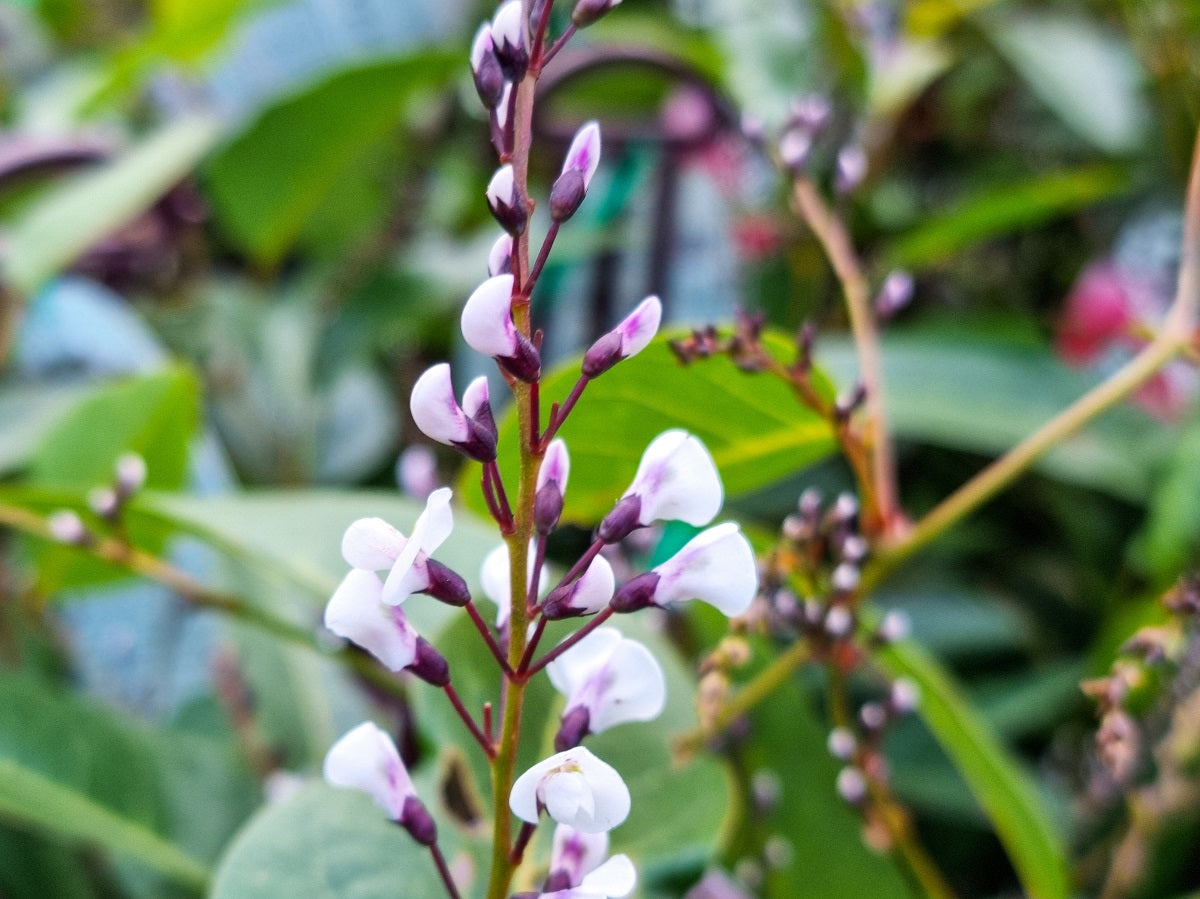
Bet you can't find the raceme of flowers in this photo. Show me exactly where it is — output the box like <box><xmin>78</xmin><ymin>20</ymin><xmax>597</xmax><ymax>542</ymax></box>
<box><xmin>316</xmin><ymin>3</ymin><xmax>757</xmax><ymax>897</ymax></box>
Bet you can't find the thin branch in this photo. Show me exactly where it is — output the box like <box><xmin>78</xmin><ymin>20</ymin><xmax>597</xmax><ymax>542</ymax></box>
<box><xmin>466</xmin><ymin>602</ymin><xmax>513</xmax><ymax>675</ymax></box>
<box><xmin>444</xmin><ymin>683</ymin><xmax>496</xmax><ymax>758</ymax></box>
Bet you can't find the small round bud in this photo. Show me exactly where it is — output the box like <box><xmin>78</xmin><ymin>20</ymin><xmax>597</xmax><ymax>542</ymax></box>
<box><xmin>88</xmin><ymin>487</ymin><xmax>119</xmax><ymax>519</ymax></box>
<box><xmin>875</xmin><ymin>270</ymin><xmax>914</xmax><ymax>319</ymax></box>
<box><xmin>409</xmin><ymin>639</ymin><xmax>450</xmax><ymax>686</ymax></box>
<box><xmin>831</xmin><ymin>562</ymin><xmax>860</xmax><ymax>593</ymax></box>
<box><xmin>115</xmin><ymin>452</ymin><xmax>147</xmax><ymax>495</ymax></box>
<box><xmin>890</xmin><ymin>679</ymin><xmax>920</xmax><ymax>714</ymax></box>
<box><xmin>824</xmin><ymin>605</ymin><xmax>854</xmax><ymax>638</ymax></box>
<box><xmin>827</xmin><ymin>727</ymin><xmax>857</xmax><ymax>760</ymax></box>
<box><xmin>399</xmin><ymin>796</ymin><xmax>437</xmax><ymax>846</ymax></box>
<box><xmin>835</xmin><ymin>144</ymin><xmax>868</xmax><ymax>195</ymax></box>
<box><xmin>47</xmin><ymin>510</ymin><xmax>89</xmax><ymax>545</ymax></box>
<box><xmin>876</xmin><ymin>610</ymin><xmax>910</xmax><ymax>644</ymax></box>
<box><xmin>836</xmin><ymin>767</ymin><xmax>868</xmax><ymax>805</ymax></box>
<box><xmin>860</xmin><ymin>702</ymin><xmax>888</xmax><ymax>731</ymax></box>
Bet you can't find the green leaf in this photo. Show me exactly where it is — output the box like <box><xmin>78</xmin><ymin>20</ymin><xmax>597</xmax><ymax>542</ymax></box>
<box><xmin>1</xmin><ymin>115</ymin><xmax>223</xmax><ymax>296</ymax></box>
<box><xmin>886</xmin><ymin>166</ymin><xmax>1131</xmax><ymax>269</ymax></box>
<box><xmin>0</xmin><ymin>759</ymin><xmax>209</xmax><ymax>892</ymax></box>
<box><xmin>205</xmin><ymin>51</ymin><xmax>459</xmax><ymax>264</ymax></box>
<box><xmin>466</xmin><ymin>336</ymin><xmax>837</xmax><ymax>523</ymax></box>
<box><xmin>733</xmin><ymin>672</ymin><xmax>914</xmax><ymax>898</ymax></box>
<box><xmin>878</xmin><ymin>640</ymin><xmax>1069</xmax><ymax>899</ymax></box>
<box><xmin>981</xmin><ymin>10</ymin><xmax>1147</xmax><ymax>154</ymax></box>
<box><xmin>1131</xmin><ymin>412</ymin><xmax>1200</xmax><ymax>577</ymax></box>
<box><xmin>0</xmin><ymin>382</ymin><xmax>95</xmax><ymax>476</ymax></box>
<box><xmin>210</xmin><ymin>782</ymin><xmax>445</xmax><ymax>899</ymax></box>
<box><xmin>821</xmin><ymin>334</ymin><xmax>1163</xmax><ymax>501</ymax></box>
<box><xmin>0</xmin><ymin>673</ymin><xmax>210</xmax><ymax>890</ymax></box>
<box><xmin>30</xmin><ymin>366</ymin><xmax>200</xmax><ymax>491</ymax></box>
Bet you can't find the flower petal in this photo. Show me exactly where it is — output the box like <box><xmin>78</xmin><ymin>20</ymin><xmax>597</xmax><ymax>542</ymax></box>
<box><xmin>509</xmin><ymin>747</ymin><xmax>629</xmax><ymax>833</ymax></box>
<box><xmin>614</xmin><ymin>296</ymin><xmax>660</xmax><ymax>359</ymax></box>
<box><xmin>652</xmin><ymin>522</ymin><xmax>757</xmax><ymax>616</ymax></box>
<box><xmin>551</xmin><ymin>824</ymin><xmax>609</xmax><ymax>884</ymax></box>
<box><xmin>480</xmin><ymin>540</ymin><xmax>545</xmax><ymax>628</ymax></box>
<box><xmin>538</xmin><ymin>438</ymin><xmax>571</xmax><ymax>493</ymax></box>
<box><xmin>341</xmin><ymin>517</ymin><xmax>407</xmax><ymax>570</ymax></box>
<box><xmin>562</xmin><ymin>121</ymin><xmax>602</xmax><ymax>189</ymax></box>
<box><xmin>410</xmin><ymin>363</ymin><xmax>469</xmax><ymax>445</ymax></box>
<box><xmin>323</xmin><ymin>721</ymin><xmax>413</xmax><ymax>820</ymax></box>
<box><xmin>578</xmin><ymin>854</ymin><xmax>637</xmax><ymax>897</ymax></box>
<box><xmin>627</xmin><ymin>430</ymin><xmax>722</xmax><ymax>526</ymax></box>
<box><xmin>325</xmin><ymin>570</ymin><xmax>420</xmax><ymax>671</ymax></box>
<box><xmin>462</xmin><ymin>274</ymin><xmax>518</xmax><ymax>358</ymax></box>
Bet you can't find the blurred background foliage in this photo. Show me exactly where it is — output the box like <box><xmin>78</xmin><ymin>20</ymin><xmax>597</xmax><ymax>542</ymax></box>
<box><xmin>1</xmin><ymin>0</ymin><xmax>1200</xmax><ymax>896</ymax></box>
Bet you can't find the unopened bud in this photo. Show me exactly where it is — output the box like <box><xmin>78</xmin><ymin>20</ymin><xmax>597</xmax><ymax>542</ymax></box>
<box><xmin>549</xmin><ymin>169</ymin><xmax>587</xmax><ymax>222</ymax></box>
<box><xmin>598</xmin><ymin>494</ymin><xmax>642</xmax><ymax>544</ymax></box>
<box><xmin>399</xmin><ymin>795</ymin><xmax>437</xmax><ymax>846</ymax></box>
<box><xmin>88</xmin><ymin>487</ymin><xmax>119</xmax><ymax>519</ymax></box>
<box><xmin>487</xmin><ymin>233</ymin><xmax>513</xmax><ymax>277</ymax></box>
<box><xmin>798</xmin><ymin>486</ymin><xmax>822</xmax><ymax>519</ymax></box>
<box><xmin>841</xmin><ymin>535</ymin><xmax>867</xmax><ymax>563</ymax></box>
<box><xmin>470</xmin><ymin>24</ymin><xmax>505</xmax><ymax>109</ymax></box>
<box><xmin>831</xmin><ymin>562</ymin><xmax>860</xmax><ymax>593</ymax></box>
<box><xmin>828</xmin><ymin>727</ymin><xmax>857</xmax><ymax>760</ymax></box>
<box><xmin>485</xmin><ymin>165</ymin><xmax>527</xmax><ymax>236</ymax></box>
<box><xmin>835</xmin><ymin>144</ymin><xmax>867</xmax><ymax>195</ymax></box>
<box><xmin>779</xmin><ymin>127</ymin><xmax>811</xmax><ymax>173</ymax></box>
<box><xmin>836</xmin><ymin>767</ymin><xmax>868</xmax><ymax>804</ymax></box>
<box><xmin>890</xmin><ymin>679</ymin><xmax>919</xmax><ymax>714</ymax></box>
<box><xmin>610</xmin><ymin>570</ymin><xmax>659</xmax><ymax>613</ymax></box>
<box><xmin>534</xmin><ymin>483</ymin><xmax>564</xmax><ymax>536</ymax></box>
<box><xmin>409</xmin><ymin>639</ymin><xmax>450</xmax><ymax>686</ymax></box>
<box><xmin>572</xmin><ymin>0</ymin><xmax>621</xmax><ymax>27</ymax></box>
<box><xmin>876</xmin><ymin>610</ymin><xmax>910</xmax><ymax>644</ymax></box>
<box><xmin>834</xmin><ymin>493</ymin><xmax>859</xmax><ymax>522</ymax></box>
<box><xmin>835</xmin><ymin>383</ymin><xmax>867</xmax><ymax>421</ymax></box>
<box><xmin>791</xmin><ymin>94</ymin><xmax>832</xmax><ymax>133</ymax></box>
<box><xmin>824</xmin><ymin>605</ymin><xmax>854</xmax><ymax>638</ymax></box>
<box><xmin>554</xmin><ymin>705</ymin><xmax>591</xmax><ymax>751</ymax></box>
<box><xmin>423</xmin><ymin>561</ymin><xmax>471</xmax><ymax>607</ymax></box>
<box><xmin>860</xmin><ymin>702</ymin><xmax>887</xmax><ymax>731</ymax></box>
<box><xmin>875</xmin><ymin>270</ymin><xmax>914</xmax><ymax>320</ymax></box>
<box><xmin>48</xmin><ymin>510</ymin><xmax>89</xmax><ymax>545</ymax></box>
<box><xmin>115</xmin><ymin>452</ymin><xmax>147</xmax><ymax>496</ymax></box>
<box><xmin>490</xmin><ymin>1</ymin><xmax>529</xmax><ymax>81</ymax></box>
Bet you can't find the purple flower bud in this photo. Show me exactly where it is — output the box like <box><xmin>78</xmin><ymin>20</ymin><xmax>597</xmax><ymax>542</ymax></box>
<box><xmin>875</xmin><ymin>270</ymin><xmax>914</xmax><ymax>319</ymax></box>
<box><xmin>423</xmin><ymin>559</ymin><xmax>471</xmax><ymax>607</ymax></box>
<box><xmin>836</xmin><ymin>767</ymin><xmax>867</xmax><ymax>804</ymax></box>
<box><xmin>555</xmin><ymin>705</ymin><xmax>591</xmax><ymax>751</ymax></box>
<box><xmin>115</xmin><ymin>452</ymin><xmax>147</xmax><ymax>496</ymax></box>
<box><xmin>824</xmin><ymin>605</ymin><xmax>854</xmax><ymax>637</ymax></box>
<box><xmin>778</xmin><ymin>127</ymin><xmax>811</xmax><ymax>172</ymax></box>
<box><xmin>550</xmin><ymin>122</ymin><xmax>602</xmax><ymax>222</ymax></box>
<box><xmin>461</xmin><ymin>274</ymin><xmax>541</xmax><ymax>381</ymax></box>
<box><xmin>860</xmin><ymin>702</ymin><xmax>888</xmax><ymax>730</ymax></box>
<box><xmin>47</xmin><ymin>510</ymin><xmax>88</xmax><ymax>545</ymax></box>
<box><xmin>488</xmin><ymin>232</ymin><xmax>513</xmax><ymax>276</ymax></box>
<box><xmin>877</xmin><ymin>609</ymin><xmax>910</xmax><ymax>644</ymax></box>
<box><xmin>791</xmin><ymin>94</ymin><xmax>832</xmax><ymax>133</ymax></box>
<box><xmin>827</xmin><ymin>727</ymin><xmax>856</xmax><ymax>760</ymax></box>
<box><xmin>835</xmin><ymin>144</ymin><xmax>867</xmax><ymax>195</ymax></box>
<box><xmin>609</xmin><ymin>571</ymin><xmax>660</xmax><ymax>613</ymax></box>
<box><xmin>890</xmin><ymin>678</ymin><xmax>920</xmax><ymax>714</ymax></box>
<box><xmin>486</xmin><ymin>164</ymin><xmax>527</xmax><ymax>236</ymax></box>
<box><xmin>400</xmin><ymin>795</ymin><xmax>438</xmax><ymax>846</ymax></box>
<box><xmin>490</xmin><ymin>0</ymin><xmax>528</xmax><ymax>81</ymax></box>
<box><xmin>582</xmin><ymin>296</ymin><xmax>662</xmax><ymax>378</ymax></box>
<box><xmin>88</xmin><ymin>487</ymin><xmax>119</xmax><ymax>519</ymax></box>
<box><xmin>409</xmin><ymin>638</ymin><xmax>450</xmax><ymax>686</ymax></box>
<box><xmin>572</xmin><ymin>0</ymin><xmax>622</xmax><ymax>27</ymax></box>
<box><xmin>597</xmin><ymin>495</ymin><xmax>642</xmax><ymax>544</ymax></box>
<box><xmin>410</xmin><ymin>364</ymin><xmax>497</xmax><ymax>462</ymax></box>
<box><xmin>535</xmin><ymin>439</ymin><xmax>570</xmax><ymax>535</ymax></box>
<box><xmin>831</xmin><ymin>562</ymin><xmax>860</xmax><ymax>593</ymax></box>
<box><xmin>470</xmin><ymin>23</ymin><xmax>505</xmax><ymax>108</ymax></box>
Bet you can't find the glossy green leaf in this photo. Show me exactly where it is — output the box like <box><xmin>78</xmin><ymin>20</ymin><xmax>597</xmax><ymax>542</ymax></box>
<box><xmin>981</xmin><ymin>10</ymin><xmax>1146</xmax><ymax>154</ymax></box>
<box><xmin>1</xmin><ymin>115</ymin><xmax>223</xmax><ymax>296</ymax></box>
<box><xmin>886</xmin><ymin>166</ymin><xmax>1131</xmax><ymax>269</ymax></box>
<box><xmin>0</xmin><ymin>759</ymin><xmax>209</xmax><ymax>891</ymax></box>
<box><xmin>30</xmin><ymin>366</ymin><xmax>199</xmax><ymax>491</ymax></box>
<box><xmin>210</xmin><ymin>782</ymin><xmax>444</xmax><ymax>899</ymax></box>
<box><xmin>205</xmin><ymin>51</ymin><xmax>459</xmax><ymax>264</ymax></box>
<box><xmin>878</xmin><ymin>640</ymin><xmax>1069</xmax><ymax>899</ymax></box>
<box><xmin>821</xmin><ymin>334</ymin><xmax>1163</xmax><ymax>501</ymax></box>
<box><xmin>0</xmin><ymin>381</ymin><xmax>94</xmax><ymax>476</ymax></box>
<box><xmin>467</xmin><ymin>336</ymin><xmax>837</xmax><ymax>523</ymax></box>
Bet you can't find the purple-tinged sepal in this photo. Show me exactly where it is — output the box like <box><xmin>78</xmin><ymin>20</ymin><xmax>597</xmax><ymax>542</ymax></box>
<box><xmin>490</xmin><ymin>1</ymin><xmax>528</xmax><ymax>81</ymax></box>
<box><xmin>542</xmin><ymin>555</ymin><xmax>614</xmax><ymax>619</ymax></box>
<box><xmin>551</xmin><ymin>122</ymin><xmax>601</xmax><ymax>222</ymax></box>
<box><xmin>470</xmin><ymin>23</ymin><xmax>505</xmax><ymax>109</ymax></box>
<box><xmin>581</xmin><ymin>296</ymin><xmax>661</xmax><ymax>378</ymax></box>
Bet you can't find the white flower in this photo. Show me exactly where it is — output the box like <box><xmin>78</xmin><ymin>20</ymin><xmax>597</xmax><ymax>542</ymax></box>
<box><xmin>581</xmin><ymin>297</ymin><xmax>662</xmax><ymax>378</ymax></box>
<box><xmin>542</xmin><ymin>554</ymin><xmax>613</xmax><ymax>620</ymax></box>
<box><xmin>547</xmin><ymin>627</ymin><xmax>665</xmax><ymax>734</ymax></box>
<box><xmin>324</xmin><ymin>569</ymin><xmax>420</xmax><ymax>671</ymax></box>
<box><xmin>541</xmin><ymin>825</ymin><xmax>637</xmax><ymax>899</ymax></box>
<box><xmin>647</xmin><ymin>522</ymin><xmax>757</xmax><ymax>616</ymax></box>
<box><xmin>510</xmin><ymin>747</ymin><xmax>630</xmax><ymax>833</ymax></box>
<box><xmin>480</xmin><ymin>540</ymin><xmax>546</xmax><ymax>628</ymax></box>
<box><xmin>323</xmin><ymin>722</ymin><xmax>415</xmax><ymax>821</ymax></box>
<box><xmin>600</xmin><ymin>430</ymin><xmax>722</xmax><ymax>542</ymax></box>
<box><xmin>409</xmin><ymin>363</ymin><xmax>496</xmax><ymax>461</ymax></box>
<box><xmin>544</xmin><ymin>856</ymin><xmax>637</xmax><ymax>899</ymax></box>
<box><xmin>380</xmin><ymin>487</ymin><xmax>454</xmax><ymax>605</ymax></box>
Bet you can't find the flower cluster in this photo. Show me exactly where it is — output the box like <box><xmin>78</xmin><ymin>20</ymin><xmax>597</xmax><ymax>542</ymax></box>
<box><xmin>314</xmin><ymin>4</ymin><xmax>758</xmax><ymax>898</ymax></box>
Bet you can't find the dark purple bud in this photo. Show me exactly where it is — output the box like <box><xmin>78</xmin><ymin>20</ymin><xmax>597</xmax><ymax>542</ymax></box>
<box><xmin>470</xmin><ymin>26</ymin><xmax>505</xmax><ymax>109</ymax></box>
<box><xmin>572</xmin><ymin>0</ymin><xmax>620</xmax><ymax>27</ymax></box>
<box><xmin>534</xmin><ymin>483</ymin><xmax>564</xmax><ymax>536</ymax></box>
<box><xmin>423</xmin><ymin>561</ymin><xmax>471</xmax><ymax>607</ymax></box>
<box><xmin>549</xmin><ymin>169</ymin><xmax>587</xmax><ymax>222</ymax></box>
<box><xmin>541</xmin><ymin>582</ymin><xmax>584</xmax><ymax>620</ymax></box>
<box><xmin>554</xmin><ymin>705</ymin><xmax>591</xmax><ymax>751</ymax></box>
<box><xmin>542</xmin><ymin>870</ymin><xmax>573</xmax><ymax>891</ymax></box>
<box><xmin>467</xmin><ymin>401</ymin><xmax>499</xmax><ymax>461</ymax></box>
<box><xmin>399</xmin><ymin>796</ymin><xmax>437</xmax><ymax>846</ymax></box>
<box><xmin>486</xmin><ymin>165</ymin><xmax>527</xmax><ymax>237</ymax></box>
<box><xmin>597</xmin><ymin>494</ymin><xmax>642</xmax><ymax>544</ymax></box>
<box><xmin>408</xmin><ymin>639</ymin><xmax>450</xmax><ymax>686</ymax></box>
<box><xmin>610</xmin><ymin>571</ymin><xmax>660</xmax><ymax>613</ymax></box>
<box><xmin>498</xmin><ymin>332</ymin><xmax>542</xmax><ymax>383</ymax></box>
<box><xmin>581</xmin><ymin>330</ymin><xmax>623</xmax><ymax>379</ymax></box>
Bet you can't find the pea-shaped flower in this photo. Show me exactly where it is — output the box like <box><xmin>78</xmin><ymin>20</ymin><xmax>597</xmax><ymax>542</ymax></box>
<box><xmin>461</xmin><ymin>274</ymin><xmax>540</xmax><ymax>381</ymax></box>
<box><xmin>581</xmin><ymin>296</ymin><xmax>662</xmax><ymax>378</ymax></box>
<box><xmin>510</xmin><ymin>746</ymin><xmax>630</xmax><ymax>833</ymax></box>
<box><xmin>323</xmin><ymin>722</ymin><xmax>436</xmax><ymax>844</ymax></box>
<box><xmin>611</xmin><ymin>522</ymin><xmax>757</xmax><ymax>617</ymax></box>
<box><xmin>535</xmin><ymin>438</ymin><xmax>570</xmax><ymax>535</ymax></box>
<box><xmin>550</xmin><ymin>121</ymin><xmax>602</xmax><ymax>222</ymax></box>
<box><xmin>547</xmin><ymin>627</ymin><xmax>665</xmax><ymax>749</ymax></box>
<box><xmin>541</xmin><ymin>554</ymin><xmax>614</xmax><ymax>621</ymax></box>
<box><xmin>598</xmin><ymin>429</ymin><xmax>722</xmax><ymax>543</ymax></box>
<box><xmin>525</xmin><ymin>825</ymin><xmax>637</xmax><ymax>899</ymax></box>
<box><xmin>410</xmin><ymin>363</ymin><xmax>497</xmax><ymax>462</ymax></box>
